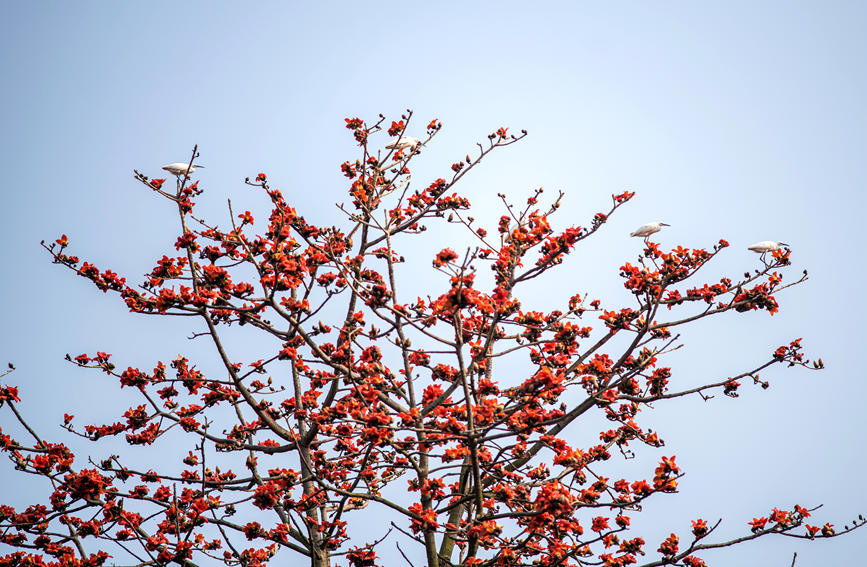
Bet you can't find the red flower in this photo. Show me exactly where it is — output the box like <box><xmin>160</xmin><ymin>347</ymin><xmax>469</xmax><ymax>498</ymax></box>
<box><xmin>253</xmin><ymin>483</ymin><xmax>281</xmax><ymax>509</ymax></box>
<box><xmin>0</xmin><ymin>386</ymin><xmax>20</xmax><ymax>404</ymax></box>
<box><xmin>347</xmin><ymin>547</ymin><xmax>377</xmax><ymax>567</ymax></box>
<box><xmin>407</xmin><ymin>503</ymin><xmax>438</xmax><ymax>533</ymax></box>
<box><xmin>434</xmin><ymin>248</ymin><xmax>459</xmax><ymax>267</ymax></box>
<box><xmin>388</xmin><ymin>120</ymin><xmax>405</xmax><ymax>137</ymax></box>
<box><xmin>64</xmin><ymin>469</ymin><xmax>109</xmax><ymax>500</ymax></box>
<box><xmin>615</xmin><ymin>515</ymin><xmax>631</xmax><ymax>528</ymax></box>
<box><xmin>657</xmin><ymin>533</ymin><xmax>679</xmax><ymax>557</ymax></box>
<box><xmin>591</xmin><ymin>516</ymin><xmax>611</xmax><ymax>533</ymax></box>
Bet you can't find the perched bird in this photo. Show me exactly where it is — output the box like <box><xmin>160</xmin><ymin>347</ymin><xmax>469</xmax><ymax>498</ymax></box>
<box><xmin>385</xmin><ymin>136</ymin><xmax>420</xmax><ymax>150</ymax></box>
<box><xmin>748</xmin><ymin>240</ymin><xmax>789</xmax><ymax>265</ymax></box>
<box><xmin>747</xmin><ymin>240</ymin><xmax>789</xmax><ymax>254</ymax></box>
<box><xmin>162</xmin><ymin>162</ymin><xmax>204</xmax><ymax>177</ymax></box>
<box><xmin>630</xmin><ymin>222</ymin><xmax>669</xmax><ymax>238</ymax></box>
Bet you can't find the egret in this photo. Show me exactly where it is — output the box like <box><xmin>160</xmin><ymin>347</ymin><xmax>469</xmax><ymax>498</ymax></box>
<box><xmin>162</xmin><ymin>162</ymin><xmax>204</xmax><ymax>177</ymax></box>
<box><xmin>748</xmin><ymin>240</ymin><xmax>789</xmax><ymax>266</ymax></box>
<box><xmin>747</xmin><ymin>241</ymin><xmax>789</xmax><ymax>254</ymax></box>
<box><xmin>630</xmin><ymin>222</ymin><xmax>669</xmax><ymax>238</ymax></box>
<box><xmin>385</xmin><ymin>136</ymin><xmax>420</xmax><ymax>150</ymax></box>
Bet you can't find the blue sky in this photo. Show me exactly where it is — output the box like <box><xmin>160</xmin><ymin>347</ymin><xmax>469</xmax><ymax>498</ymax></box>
<box><xmin>1</xmin><ymin>2</ymin><xmax>865</xmax><ymax>565</ymax></box>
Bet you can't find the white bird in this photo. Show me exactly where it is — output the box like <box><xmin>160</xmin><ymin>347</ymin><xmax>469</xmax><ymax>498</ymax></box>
<box><xmin>385</xmin><ymin>136</ymin><xmax>420</xmax><ymax>150</ymax></box>
<box><xmin>162</xmin><ymin>162</ymin><xmax>204</xmax><ymax>177</ymax></box>
<box><xmin>747</xmin><ymin>240</ymin><xmax>789</xmax><ymax>254</ymax></box>
<box><xmin>630</xmin><ymin>222</ymin><xmax>670</xmax><ymax>238</ymax></box>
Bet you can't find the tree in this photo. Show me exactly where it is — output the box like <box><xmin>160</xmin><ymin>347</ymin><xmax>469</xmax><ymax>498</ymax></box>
<box><xmin>0</xmin><ymin>112</ymin><xmax>862</xmax><ymax>567</ymax></box>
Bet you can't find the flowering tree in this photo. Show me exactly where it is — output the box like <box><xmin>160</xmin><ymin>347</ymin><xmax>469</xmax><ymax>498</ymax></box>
<box><xmin>0</xmin><ymin>112</ymin><xmax>862</xmax><ymax>567</ymax></box>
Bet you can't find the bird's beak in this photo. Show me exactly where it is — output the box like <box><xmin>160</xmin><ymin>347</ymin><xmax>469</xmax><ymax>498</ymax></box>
<box><xmin>780</xmin><ymin>242</ymin><xmax>789</xmax><ymax>247</ymax></box>
<box><xmin>196</xmin><ymin>165</ymin><xmax>205</xmax><ymax>169</ymax></box>
<box><xmin>661</xmin><ymin>223</ymin><xmax>670</xmax><ymax>226</ymax></box>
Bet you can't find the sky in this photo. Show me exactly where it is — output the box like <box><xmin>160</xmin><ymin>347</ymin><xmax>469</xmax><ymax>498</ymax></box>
<box><xmin>1</xmin><ymin>1</ymin><xmax>865</xmax><ymax>565</ymax></box>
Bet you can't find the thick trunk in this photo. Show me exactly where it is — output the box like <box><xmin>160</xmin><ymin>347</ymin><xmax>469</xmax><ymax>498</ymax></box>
<box><xmin>311</xmin><ymin>548</ymin><xmax>330</xmax><ymax>567</ymax></box>
<box><xmin>424</xmin><ymin>530</ymin><xmax>440</xmax><ymax>567</ymax></box>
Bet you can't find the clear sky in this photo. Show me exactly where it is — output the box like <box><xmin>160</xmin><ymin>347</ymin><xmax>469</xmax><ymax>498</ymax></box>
<box><xmin>1</xmin><ymin>2</ymin><xmax>865</xmax><ymax>565</ymax></box>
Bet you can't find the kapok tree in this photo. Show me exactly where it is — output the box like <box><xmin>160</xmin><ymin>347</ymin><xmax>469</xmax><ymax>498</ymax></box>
<box><xmin>0</xmin><ymin>112</ymin><xmax>862</xmax><ymax>567</ymax></box>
